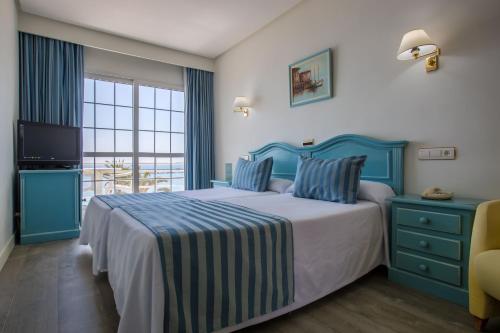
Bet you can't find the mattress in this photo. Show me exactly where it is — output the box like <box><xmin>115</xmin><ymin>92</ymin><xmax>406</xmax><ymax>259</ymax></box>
<box><xmin>106</xmin><ymin>193</ymin><xmax>387</xmax><ymax>333</ymax></box>
<box><xmin>80</xmin><ymin>187</ymin><xmax>278</xmax><ymax>275</ymax></box>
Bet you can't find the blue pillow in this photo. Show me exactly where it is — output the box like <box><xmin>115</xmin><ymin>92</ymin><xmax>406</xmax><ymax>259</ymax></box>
<box><xmin>293</xmin><ymin>155</ymin><xmax>367</xmax><ymax>204</ymax></box>
<box><xmin>231</xmin><ymin>157</ymin><xmax>273</xmax><ymax>192</ymax></box>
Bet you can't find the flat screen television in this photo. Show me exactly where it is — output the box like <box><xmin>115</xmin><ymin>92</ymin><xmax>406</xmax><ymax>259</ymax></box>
<box><xmin>18</xmin><ymin>121</ymin><xmax>81</xmax><ymax>166</ymax></box>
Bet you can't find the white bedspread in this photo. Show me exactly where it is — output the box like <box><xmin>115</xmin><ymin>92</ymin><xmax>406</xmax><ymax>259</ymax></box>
<box><xmin>80</xmin><ymin>188</ymin><xmax>278</xmax><ymax>275</ymax></box>
<box><xmin>107</xmin><ymin>193</ymin><xmax>386</xmax><ymax>333</ymax></box>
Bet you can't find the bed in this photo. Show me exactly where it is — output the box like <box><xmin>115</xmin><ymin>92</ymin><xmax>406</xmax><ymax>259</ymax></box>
<box><xmin>104</xmin><ymin>134</ymin><xmax>408</xmax><ymax>333</ymax></box>
<box><xmin>80</xmin><ymin>187</ymin><xmax>279</xmax><ymax>275</ymax></box>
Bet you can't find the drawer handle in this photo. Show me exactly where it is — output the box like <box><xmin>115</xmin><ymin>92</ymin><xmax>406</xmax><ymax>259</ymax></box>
<box><xmin>418</xmin><ymin>264</ymin><xmax>428</xmax><ymax>272</ymax></box>
<box><xmin>418</xmin><ymin>240</ymin><xmax>429</xmax><ymax>248</ymax></box>
<box><xmin>419</xmin><ymin>217</ymin><xmax>430</xmax><ymax>224</ymax></box>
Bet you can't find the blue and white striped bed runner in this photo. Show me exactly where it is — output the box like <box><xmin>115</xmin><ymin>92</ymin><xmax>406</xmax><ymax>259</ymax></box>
<box><xmin>96</xmin><ymin>192</ymin><xmax>192</xmax><ymax>208</ymax></box>
<box><xmin>120</xmin><ymin>200</ymin><xmax>294</xmax><ymax>333</ymax></box>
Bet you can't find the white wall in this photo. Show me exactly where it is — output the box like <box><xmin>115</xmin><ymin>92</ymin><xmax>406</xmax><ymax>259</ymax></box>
<box><xmin>214</xmin><ymin>0</ymin><xmax>500</xmax><ymax>199</ymax></box>
<box><xmin>18</xmin><ymin>11</ymin><xmax>214</xmax><ymax>72</ymax></box>
<box><xmin>85</xmin><ymin>47</ymin><xmax>183</xmax><ymax>89</ymax></box>
<box><xmin>0</xmin><ymin>0</ymin><xmax>18</xmax><ymax>268</ymax></box>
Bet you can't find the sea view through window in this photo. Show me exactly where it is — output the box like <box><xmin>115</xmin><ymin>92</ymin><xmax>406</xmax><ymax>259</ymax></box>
<box><xmin>82</xmin><ymin>75</ymin><xmax>185</xmax><ymax>207</ymax></box>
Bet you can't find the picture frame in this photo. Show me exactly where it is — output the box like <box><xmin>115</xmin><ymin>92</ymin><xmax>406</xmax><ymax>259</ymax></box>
<box><xmin>289</xmin><ymin>48</ymin><xmax>333</xmax><ymax>107</ymax></box>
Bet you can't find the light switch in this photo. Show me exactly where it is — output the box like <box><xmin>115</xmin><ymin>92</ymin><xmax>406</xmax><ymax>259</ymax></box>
<box><xmin>418</xmin><ymin>149</ymin><xmax>430</xmax><ymax>160</ymax></box>
<box><xmin>418</xmin><ymin>147</ymin><xmax>456</xmax><ymax>160</ymax></box>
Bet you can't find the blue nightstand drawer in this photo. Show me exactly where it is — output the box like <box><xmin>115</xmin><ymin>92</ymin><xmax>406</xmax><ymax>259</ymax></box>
<box><xmin>397</xmin><ymin>229</ymin><xmax>462</xmax><ymax>260</ymax></box>
<box><xmin>396</xmin><ymin>207</ymin><xmax>462</xmax><ymax>235</ymax></box>
<box><xmin>395</xmin><ymin>251</ymin><xmax>461</xmax><ymax>286</ymax></box>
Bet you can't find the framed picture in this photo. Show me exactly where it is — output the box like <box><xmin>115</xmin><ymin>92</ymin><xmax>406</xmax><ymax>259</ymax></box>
<box><xmin>289</xmin><ymin>48</ymin><xmax>333</xmax><ymax>107</ymax></box>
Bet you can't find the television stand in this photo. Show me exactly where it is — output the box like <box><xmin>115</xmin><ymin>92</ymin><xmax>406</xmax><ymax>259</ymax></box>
<box><xmin>19</xmin><ymin>169</ymin><xmax>81</xmax><ymax>244</ymax></box>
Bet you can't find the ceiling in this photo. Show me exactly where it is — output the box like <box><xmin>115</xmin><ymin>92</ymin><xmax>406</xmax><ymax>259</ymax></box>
<box><xmin>19</xmin><ymin>0</ymin><xmax>302</xmax><ymax>58</ymax></box>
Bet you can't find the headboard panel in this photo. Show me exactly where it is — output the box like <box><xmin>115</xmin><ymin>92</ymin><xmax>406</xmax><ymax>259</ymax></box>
<box><xmin>249</xmin><ymin>134</ymin><xmax>408</xmax><ymax>194</ymax></box>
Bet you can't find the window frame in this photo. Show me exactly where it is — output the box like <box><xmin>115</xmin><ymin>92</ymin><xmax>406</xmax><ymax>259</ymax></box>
<box><xmin>83</xmin><ymin>73</ymin><xmax>185</xmax><ymax>198</ymax></box>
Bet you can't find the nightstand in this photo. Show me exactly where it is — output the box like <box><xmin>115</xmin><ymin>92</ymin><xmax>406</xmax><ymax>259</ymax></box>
<box><xmin>387</xmin><ymin>194</ymin><xmax>483</xmax><ymax>307</ymax></box>
<box><xmin>210</xmin><ymin>180</ymin><xmax>231</xmax><ymax>188</ymax></box>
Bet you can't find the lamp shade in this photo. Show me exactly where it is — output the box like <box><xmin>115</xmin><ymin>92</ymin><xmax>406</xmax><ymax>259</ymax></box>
<box><xmin>397</xmin><ymin>29</ymin><xmax>437</xmax><ymax>60</ymax></box>
<box><xmin>233</xmin><ymin>96</ymin><xmax>250</xmax><ymax>108</ymax></box>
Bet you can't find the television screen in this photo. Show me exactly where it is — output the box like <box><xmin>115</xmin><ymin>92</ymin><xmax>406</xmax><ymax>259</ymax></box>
<box><xmin>18</xmin><ymin>121</ymin><xmax>81</xmax><ymax>166</ymax></box>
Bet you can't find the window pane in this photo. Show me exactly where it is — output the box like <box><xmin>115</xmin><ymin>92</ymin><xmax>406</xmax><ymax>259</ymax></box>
<box><xmin>172</xmin><ymin>178</ymin><xmax>185</xmax><ymax>192</ymax></box>
<box><xmin>139</xmin><ymin>131</ymin><xmax>154</xmax><ymax>152</ymax></box>
<box><xmin>84</xmin><ymin>78</ymin><xmax>94</xmax><ymax>103</ymax></box>
<box><xmin>95</xmin><ymin>157</ymin><xmax>114</xmax><ymax>181</ymax></box>
<box><xmin>83</xmin><ymin>103</ymin><xmax>94</xmax><ymax>127</ymax></box>
<box><xmin>139</xmin><ymin>157</ymin><xmax>155</xmax><ymax>179</ymax></box>
<box><xmin>139</xmin><ymin>179</ymin><xmax>155</xmax><ymax>193</ymax></box>
<box><xmin>115</xmin><ymin>179</ymin><xmax>133</xmax><ymax>194</ymax></box>
<box><xmin>156</xmin><ymin>157</ymin><xmax>171</xmax><ymax>179</ymax></box>
<box><xmin>96</xmin><ymin>129</ymin><xmax>114</xmax><ymax>152</ymax></box>
<box><xmin>171</xmin><ymin>133</ymin><xmax>184</xmax><ymax>153</ymax></box>
<box><xmin>171</xmin><ymin>91</ymin><xmax>184</xmax><ymax>111</ymax></box>
<box><xmin>156</xmin><ymin>88</ymin><xmax>171</xmax><ymax>109</ymax></box>
<box><xmin>156</xmin><ymin>110</ymin><xmax>170</xmax><ymax>132</ymax></box>
<box><xmin>82</xmin><ymin>80</ymin><xmax>186</xmax><ymax>197</ymax></box>
<box><xmin>172</xmin><ymin>157</ymin><xmax>184</xmax><ymax>178</ymax></box>
<box><xmin>139</xmin><ymin>108</ymin><xmax>154</xmax><ymax>130</ymax></box>
<box><xmin>171</xmin><ymin>112</ymin><xmax>184</xmax><ymax>133</ymax></box>
<box><xmin>83</xmin><ymin>128</ymin><xmax>94</xmax><ymax>152</ymax></box>
<box><xmin>96</xmin><ymin>104</ymin><xmax>114</xmax><ymax>128</ymax></box>
<box><xmin>139</xmin><ymin>85</ymin><xmax>154</xmax><ymax>108</ymax></box>
<box><xmin>115</xmin><ymin>130</ymin><xmax>133</xmax><ymax>152</ymax></box>
<box><xmin>156</xmin><ymin>179</ymin><xmax>171</xmax><ymax>192</ymax></box>
<box><xmin>116</xmin><ymin>83</ymin><xmax>132</xmax><ymax>106</ymax></box>
<box><xmin>115</xmin><ymin>157</ymin><xmax>133</xmax><ymax>179</ymax></box>
<box><xmin>95</xmin><ymin>181</ymin><xmax>115</xmax><ymax>195</ymax></box>
<box><xmin>116</xmin><ymin>107</ymin><xmax>133</xmax><ymax>130</ymax></box>
<box><xmin>155</xmin><ymin>132</ymin><xmax>170</xmax><ymax>153</ymax></box>
<box><xmin>95</xmin><ymin>80</ymin><xmax>114</xmax><ymax>104</ymax></box>
<box><xmin>82</xmin><ymin>181</ymin><xmax>95</xmax><ymax>204</ymax></box>
<box><xmin>83</xmin><ymin>157</ymin><xmax>94</xmax><ymax>182</ymax></box>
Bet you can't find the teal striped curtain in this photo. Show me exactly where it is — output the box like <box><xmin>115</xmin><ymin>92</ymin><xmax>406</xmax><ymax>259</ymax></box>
<box><xmin>185</xmin><ymin>68</ymin><xmax>215</xmax><ymax>190</ymax></box>
<box><xmin>19</xmin><ymin>32</ymin><xmax>84</xmax><ymax>127</ymax></box>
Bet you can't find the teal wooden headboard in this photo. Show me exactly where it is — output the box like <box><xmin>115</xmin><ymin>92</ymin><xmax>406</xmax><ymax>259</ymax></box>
<box><xmin>249</xmin><ymin>134</ymin><xmax>408</xmax><ymax>195</ymax></box>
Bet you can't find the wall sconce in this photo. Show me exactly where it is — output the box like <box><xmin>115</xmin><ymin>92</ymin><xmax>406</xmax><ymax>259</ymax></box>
<box><xmin>233</xmin><ymin>96</ymin><xmax>250</xmax><ymax>117</ymax></box>
<box><xmin>397</xmin><ymin>29</ymin><xmax>440</xmax><ymax>72</ymax></box>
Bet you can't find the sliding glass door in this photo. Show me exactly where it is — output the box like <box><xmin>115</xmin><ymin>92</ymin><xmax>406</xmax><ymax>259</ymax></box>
<box><xmin>82</xmin><ymin>75</ymin><xmax>185</xmax><ymax>206</ymax></box>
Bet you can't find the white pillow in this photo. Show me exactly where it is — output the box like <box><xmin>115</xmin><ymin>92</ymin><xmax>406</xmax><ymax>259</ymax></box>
<box><xmin>358</xmin><ymin>180</ymin><xmax>395</xmax><ymax>204</ymax></box>
<box><xmin>267</xmin><ymin>178</ymin><xmax>294</xmax><ymax>193</ymax></box>
<box><xmin>285</xmin><ymin>183</ymin><xmax>295</xmax><ymax>193</ymax></box>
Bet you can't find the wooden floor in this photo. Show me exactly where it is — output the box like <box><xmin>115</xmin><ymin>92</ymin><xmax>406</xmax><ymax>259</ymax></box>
<box><xmin>0</xmin><ymin>239</ymin><xmax>499</xmax><ymax>333</ymax></box>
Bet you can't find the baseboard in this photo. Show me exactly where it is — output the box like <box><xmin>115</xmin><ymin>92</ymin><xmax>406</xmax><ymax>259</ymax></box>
<box><xmin>0</xmin><ymin>234</ymin><xmax>15</xmax><ymax>272</ymax></box>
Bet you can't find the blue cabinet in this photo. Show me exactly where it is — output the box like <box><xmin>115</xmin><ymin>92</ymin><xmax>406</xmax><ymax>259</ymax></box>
<box><xmin>20</xmin><ymin>169</ymin><xmax>81</xmax><ymax>244</ymax></box>
<box><xmin>387</xmin><ymin>195</ymin><xmax>483</xmax><ymax>307</ymax></box>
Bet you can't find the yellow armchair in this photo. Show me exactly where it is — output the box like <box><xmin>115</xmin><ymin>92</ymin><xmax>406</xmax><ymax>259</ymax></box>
<box><xmin>469</xmin><ymin>200</ymin><xmax>500</xmax><ymax>331</ymax></box>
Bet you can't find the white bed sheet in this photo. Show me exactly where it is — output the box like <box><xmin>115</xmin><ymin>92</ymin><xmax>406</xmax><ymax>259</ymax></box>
<box><xmin>80</xmin><ymin>188</ymin><xmax>278</xmax><ymax>275</ymax></box>
<box><xmin>106</xmin><ymin>193</ymin><xmax>386</xmax><ymax>333</ymax></box>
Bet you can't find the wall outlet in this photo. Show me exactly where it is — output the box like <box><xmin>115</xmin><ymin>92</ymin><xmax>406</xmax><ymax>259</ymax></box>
<box><xmin>418</xmin><ymin>147</ymin><xmax>456</xmax><ymax>160</ymax></box>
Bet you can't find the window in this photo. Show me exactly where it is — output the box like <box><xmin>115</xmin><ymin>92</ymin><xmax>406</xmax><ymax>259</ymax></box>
<box><xmin>83</xmin><ymin>76</ymin><xmax>185</xmax><ymax>205</ymax></box>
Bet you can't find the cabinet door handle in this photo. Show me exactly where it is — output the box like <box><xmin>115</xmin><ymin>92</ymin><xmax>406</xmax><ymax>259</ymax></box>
<box><xmin>419</xmin><ymin>217</ymin><xmax>430</xmax><ymax>224</ymax></box>
<box><xmin>418</xmin><ymin>264</ymin><xmax>428</xmax><ymax>272</ymax></box>
<box><xmin>419</xmin><ymin>240</ymin><xmax>429</xmax><ymax>248</ymax></box>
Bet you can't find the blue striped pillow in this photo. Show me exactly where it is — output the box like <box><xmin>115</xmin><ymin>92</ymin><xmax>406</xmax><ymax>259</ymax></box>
<box><xmin>293</xmin><ymin>155</ymin><xmax>367</xmax><ymax>204</ymax></box>
<box><xmin>231</xmin><ymin>157</ymin><xmax>274</xmax><ymax>192</ymax></box>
